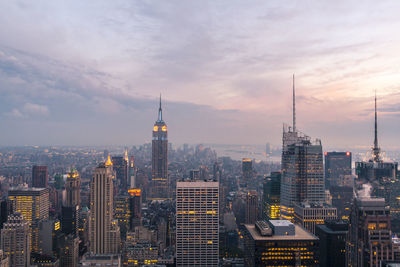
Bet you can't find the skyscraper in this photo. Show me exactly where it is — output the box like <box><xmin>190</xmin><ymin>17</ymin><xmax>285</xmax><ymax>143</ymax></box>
<box><xmin>128</xmin><ymin>188</ymin><xmax>142</xmax><ymax>230</ymax></box>
<box><xmin>65</xmin><ymin>169</ymin><xmax>80</xmax><ymax>207</ymax></box>
<box><xmin>176</xmin><ymin>181</ymin><xmax>219</xmax><ymax>266</ymax></box>
<box><xmin>0</xmin><ymin>213</ymin><xmax>30</xmax><ymax>267</ymax></box>
<box><xmin>150</xmin><ymin>95</ymin><xmax>169</xmax><ymax>200</ymax></box>
<box><xmin>245</xmin><ymin>190</ymin><xmax>258</xmax><ymax>224</ymax></box>
<box><xmin>242</xmin><ymin>158</ymin><xmax>253</xmax><ymax>186</ymax></box>
<box><xmin>263</xmin><ymin>172</ymin><xmax>281</xmax><ymax>220</ymax></box>
<box><xmin>8</xmin><ymin>186</ymin><xmax>49</xmax><ymax>253</ymax></box>
<box><xmin>32</xmin><ymin>165</ymin><xmax>48</xmax><ymax>188</ymax></box>
<box><xmin>128</xmin><ymin>156</ymin><xmax>136</xmax><ymax>189</ymax></box>
<box><xmin>112</xmin><ymin>154</ymin><xmax>129</xmax><ymax>190</ymax></box>
<box><xmin>280</xmin><ymin>75</ymin><xmax>325</xmax><ymax>221</ymax></box>
<box><xmin>62</xmin><ymin>169</ymin><xmax>80</xmax><ymax>237</ymax></box>
<box><xmin>89</xmin><ymin>157</ymin><xmax>116</xmax><ymax>254</ymax></box>
<box><xmin>324</xmin><ymin>152</ymin><xmax>352</xmax><ymax>188</ymax></box>
<box><xmin>346</xmin><ymin>197</ymin><xmax>395</xmax><ymax>266</ymax></box>
<box><xmin>355</xmin><ymin>94</ymin><xmax>399</xmax><ymax>207</ymax></box>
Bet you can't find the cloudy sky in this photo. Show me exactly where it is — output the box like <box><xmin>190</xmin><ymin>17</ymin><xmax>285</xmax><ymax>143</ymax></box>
<box><xmin>0</xmin><ymin>1</ymin><xmax>400</xmax><ymax>149</ymax></box>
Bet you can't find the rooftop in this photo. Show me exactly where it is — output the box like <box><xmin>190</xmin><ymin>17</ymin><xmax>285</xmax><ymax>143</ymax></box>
<box><xmin>177</xmin><ymin>181</ymin><xmax>219</xmax><ymax>188</ymax></box>
<box><xmin>9</xmin><ymin>186</ymin><xmax>48</xmax><ymax>192</ymax></box>
<box><xmin>269</xmin><ymin>220</ymin><xmax>293</xmax><ymax>228</ymax></box>
<box><xmin>357</xmin><ymin>197</ymin><xmax>385</xmax><ymax>207</ymax></box>
<box><xmin>245</xmin><ymin>223</ymin><xmax>317</xmax><ymax>241</ymax></box>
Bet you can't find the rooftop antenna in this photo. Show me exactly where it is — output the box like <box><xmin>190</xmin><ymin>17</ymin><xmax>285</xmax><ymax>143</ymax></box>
<box><xmin>158</xmin><ymin>94</ymin><xmax>163</xmax><ymax>122</ymax></box>
<box><xmin>372</xmin><ymin>90</ymin><xmax>381</xmax><ymax>162</ymax></box>
<box><xmin>293</xmin><ymin>74</ymin><xmax>296</xmax><ymax>132</ymax></box>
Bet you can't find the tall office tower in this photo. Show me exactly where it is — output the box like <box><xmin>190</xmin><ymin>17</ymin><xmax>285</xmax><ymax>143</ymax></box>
<box><xmin>8</xmin><ymin>186</ymin><xmax>49</xmax><ymax>253</ymax></box>
<box><xmin>114</xmin><ymin>193</ymin><xmax>131</xmax><ymax>238</ymax></box>
<box><xmin>0</xmin><ymin>199</ymin><xmax>7</xmax><ymax>230</ymax></box>
<box><xmin>62</xmin><ymin>169</ymin><xmax>80</xmax><ymax>237</ymax></box>
<box><xmin>245</xmin><ymin>190</ymin><xmax>258</xmax><ymax>224</ymax></box>
<box><xmin>38</xmin><ymin>218</ymin><xmax>64</xmax><ymax>258</ymax></box>
<box><xmin>315</xmin><ymin>221</ymin><xmax>348</xmax><ymax>267</ymax></box>
<box><xmin>330</xmin><ymin>185</ymin><xmax>353</xmax><ymax>220</ymax></box>
<box><xmin>242</xmin><ymin>158</ymin><xmax>253</xmax><ymax>185</ymax></box>
<box><xmin>151</xmin><ymin>96</ymin><xmax>169</xmax><ymax>200</ymax></box>
<box><xmin>112</xmin><ymin>155</ymin><xmax>129</xmax><ymax>190</ymax></box>
<box><xmin>263</xmin><ymin>172</ymin><xmax>281</xmax><ymax>219</ymax></box>
<box><xmin>325</xmin><ymin>152</ymin><xmax>352</xmax><ymax>188</ymax></box>
<box><xmin>61</xmin><ymin>205</ymin><xmax>79</xmax><ymax>236</ymax></box>
<box><xmin>79</xmin><ymin>207</ymin><xmax>90</xmax><ymax>252</ymax></box>
<box><xmin>0</xmin><ymin>213</ymin><xmax>30</xmax><ymax>267</ymax></box>
<box><xmin>243</xmin><ymin>220</ymin><xmax>319</xmax><ymax>266</ymax></box>
<box><xmin>128</xmin><ymin>189</ymin><xmax>142</xmax><ymax>230</ymax></box>
<box><xmin>89</xmin><ymin>159</ymin><xmax>115</xmax><ymax>254</ymax></box>
<box><xmin>294</xmin><ymin>203</ymin><xmax>337</xmax><ymax>234</ymax></box>
<box><xmin>128</xmin><ymin>156</ymin><xmax>136</xmax><ymax>189</ymax></box>
<box><xmin>346</xmin><ymin>198</ymin><xmax>394</xmax><ymax>266</ymax></box>
<box><xmin>176</xmin><ymin>181</ymin><xmax>219</xmax><ymax>266</ymax></box>
<box><xmin>65</xmin><ymin>169</ymin><xmax>80</xmax><ymax>207</ymax></box>
<box><xmin>32</xmin><ymin>165</ymin><xmax>48</xmax><ymax>188</ymax></box>
<box><xmin>280</xmin><ymin>75</ymin><xmax>325</xmax><ymax>221</ymax></box>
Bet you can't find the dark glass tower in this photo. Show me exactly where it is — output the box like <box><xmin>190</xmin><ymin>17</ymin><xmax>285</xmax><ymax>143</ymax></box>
<box><xmin>324</xmin><ymin>152</ymin><xmax>352</xmax><ymax>188</ymax></box>
<box><xmin>112</xmin><ymin>155</ymin><xmax>129</xmax><ymax>190</ymax></box>
<box><xmin>263</xmin><ymin>172</ymin><xmax>281</xmax><ymax>219</ymax></box>
<box><xmin>32</xmin><ymin>165</ymin><xmax>48</xmax><ymax>188</ymax></box>
<box><xmin>150</xmin><ymin>95</ymin><xmax>169</xmax><ymax>200</ymax></box>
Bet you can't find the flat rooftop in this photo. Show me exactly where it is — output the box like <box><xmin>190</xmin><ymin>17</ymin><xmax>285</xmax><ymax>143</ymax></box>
<box><xmin>245</xmin><ymin>224</ymin><xmax>317</xmax><ymax>241</ymax></box>
<box><xmin>357</xmin><ymin>197</ymin><xmax>385</xmax><ymax>207</ymax></box>
<box><xmin>9</xmin><ymin>187</ymin><xmax>47</xmax><ymax>192</ymax></box>
<box><xmin>269</xmin><ymin>220</ymin><xmax>293</xmax><ymax>228</ymax></box>
<box><xmin>177</xmin><ymin>181</ymin><xmax>219</xmax><ymax>188</ymax></box>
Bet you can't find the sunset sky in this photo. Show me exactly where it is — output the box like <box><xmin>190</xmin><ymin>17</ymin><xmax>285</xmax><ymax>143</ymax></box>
<box><xmin>1</xmin><ymin>1</ymin><xmax>400</xmax><ymax>149</ymax></box>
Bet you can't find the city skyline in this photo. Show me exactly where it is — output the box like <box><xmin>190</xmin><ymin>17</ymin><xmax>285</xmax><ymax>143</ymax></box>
<box><xmin>0</xmin><ymin>1</ymin><xmax>400</xmax><ymax>148</ymax></box>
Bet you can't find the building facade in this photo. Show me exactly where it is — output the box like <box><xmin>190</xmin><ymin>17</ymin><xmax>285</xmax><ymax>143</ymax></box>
<box><xmin>346</xmin><ymin>198</ymin><xmax>394</xmax><ymax>267</ymax></box>
<box><xmin>242</xmin><ymin>158</ymin><xmax>253</xmax><ymax>186</ymax></box>
<box><xmin>294</xmin><ymin>203</ymin><xmax>337</xmax><ymax>234</ymax></box>
<box><xmin>324</xmin><ymin>152</ymin><xmax>352</xmax><ymax>188</ymax></box>
<box><xmin>112</xmin><ymin>155</ymin><xmax>129</xmax><ymax>190</ymax></box>
<box><xmin>0</xmin><ymin>213</ymin><xmax>30</xmax><ymax>267</ymax></box>
<box><xmin>245</xmin><ymin>190</ymin><xmax>258</xmax><ymax>224</ymax></box>
<box><xmin>315</xmin><ymin>221</ymin><xmax>348</xmax><ymax>267</ymax></box>
<box><xmin>32</xmin><ymin>165</ymin><xmax>48</xmax><ymax>188</ymax></box>
<box><xmin>176</xmin><ymin>181</ymin><xmax>219</xmax><ymax>266</ymax></box>
<box><xmin>263</xmin><ymin>171</ymin><xmax>281</xmax><ymax>220</ymax></box>
<box><xmin>8</xmin><ymin>186</ymin><xmax>49</xmax><ymax>253</ymax></box>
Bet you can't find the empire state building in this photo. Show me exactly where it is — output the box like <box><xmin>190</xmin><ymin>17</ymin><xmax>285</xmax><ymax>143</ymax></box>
<box><xmin>150</xmin><ymin>96</ymin><xmax>169</xmax><ymax>200</ymax></box>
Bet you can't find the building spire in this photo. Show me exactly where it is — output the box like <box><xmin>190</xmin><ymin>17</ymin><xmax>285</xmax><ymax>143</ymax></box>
<box><xmin>372</xmin><ymin>90</ymin><xmax>381</xmax><ymax>162</ymax></box>
<box><xmin>292</xmin><ymin>74</ymin><xmax>296</xmax><ymax>132</ymax></box>
<box><xmin>158</xmin><ymin>94</ymin><xmax>163</xmax><ymax>122</ymax></box>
